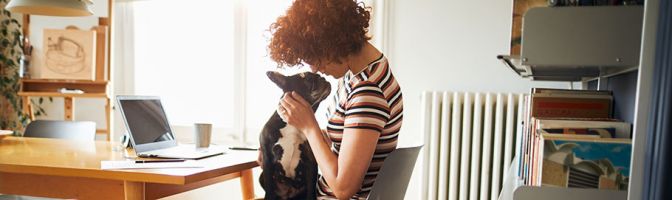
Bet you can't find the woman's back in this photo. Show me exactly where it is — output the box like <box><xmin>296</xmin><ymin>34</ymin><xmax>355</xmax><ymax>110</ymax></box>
<box><xmin>318</xmin><ymin>55</ymin><xmax>403</xmax><ymax>199</ymax></box>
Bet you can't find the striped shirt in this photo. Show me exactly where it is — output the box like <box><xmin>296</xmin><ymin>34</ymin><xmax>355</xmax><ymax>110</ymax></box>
<box><xmin>317</xmin><ymin>54</ymin><xmax>403</xmax><ymax>199</ymax></box>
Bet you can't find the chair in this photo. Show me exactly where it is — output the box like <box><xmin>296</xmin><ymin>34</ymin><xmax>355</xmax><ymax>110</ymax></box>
<box><xmin>367</xmin><ymin>145</ymin><xmax>423</xmax><ymax>200</ymax></box>
<box><xmin>0</xmin><ymin>120</ymin><xmax>96</xmax><ymax>200</ymax></box>
<box><xmin>23</xmin><ymin>120</ymin><xmax>96</xmax><ymax>141</ymax></box>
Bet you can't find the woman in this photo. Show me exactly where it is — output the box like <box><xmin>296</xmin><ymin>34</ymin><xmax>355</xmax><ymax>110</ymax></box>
<box><xmin>267</xmin><ymin>0</ymin><xmax>403</xmax><ymax>199</ymax></box>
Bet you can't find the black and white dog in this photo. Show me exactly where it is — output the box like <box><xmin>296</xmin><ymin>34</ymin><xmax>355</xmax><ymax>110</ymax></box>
<box><xmin>260</xmin><ymin>71</ymin><xmax>331</xmax><ymax>200</ymax></box>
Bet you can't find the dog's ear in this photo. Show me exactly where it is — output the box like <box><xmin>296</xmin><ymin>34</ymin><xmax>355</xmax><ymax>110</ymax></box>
<box><xmin>267</xmin><ymin>71</ymin><xmax>288</xmax><ymax>89</ymax></box>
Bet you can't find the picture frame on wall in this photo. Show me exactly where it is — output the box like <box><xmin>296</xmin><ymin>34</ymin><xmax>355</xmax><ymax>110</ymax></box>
<box><xmin>40</xmin><ymin>28</ymin><xmax>96</xmax><ymax>80</ymax></box>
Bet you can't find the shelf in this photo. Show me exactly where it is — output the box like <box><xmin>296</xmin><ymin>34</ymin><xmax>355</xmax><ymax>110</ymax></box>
<box><xmin>500</xmin><ymin>6</ymin><xmax>644</xmax><ymax>82</ymax></box>
<box><xmin>18</xmin><ymin>92</ymin><xmax>108</xmax><ymax>98</ymax></box>
<box><xmin>512</xmin><ymin>186</ymin><xmax>627</xmax><ymax>200</ymax></box>
<box><xmin>20</xmin><ymin>78</ymin><xmax>109</xmax><ymax>95</ymax></box>
<box><xmin>21</xmin><ymin>79</ymin><xmax>109</xmax><ymax>84</ymax></box>
<box><xmin>498</xmin><ymin>55</ymin><xmax>638</xmax><ymax>81</ymax></box>
<box><xmin>499</xmin><ymin>158</ymin><xmax>627</xmax><ymax>200</ymax></box>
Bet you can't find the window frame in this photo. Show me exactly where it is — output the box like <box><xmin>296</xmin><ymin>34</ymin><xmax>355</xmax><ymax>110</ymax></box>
<box><xmin>118</xmin><ymin>0</ymin><xmax>388</xmax><ymax>145</ymax></box>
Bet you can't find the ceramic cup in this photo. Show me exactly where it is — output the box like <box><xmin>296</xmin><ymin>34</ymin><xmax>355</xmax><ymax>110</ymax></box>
<box><xmin>194</xmin><ymin>123</ymin><xmax>212</xmax><ymax>148</ymax></box>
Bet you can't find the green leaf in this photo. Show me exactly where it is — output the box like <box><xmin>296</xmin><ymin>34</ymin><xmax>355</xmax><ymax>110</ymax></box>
<box><xmin>1</xmin><ymin>38</ymin><xmax>10</xmax><ymax>47</ymax></box>
<box><xmin>6</xmin><ymin>59</ymin><xmax>15</xmax><ymax>66</ymax></box>
<box><xmin>39</xmin><ymin>97</ymin><xmax>43</xmax><ymax>104</ymax></box>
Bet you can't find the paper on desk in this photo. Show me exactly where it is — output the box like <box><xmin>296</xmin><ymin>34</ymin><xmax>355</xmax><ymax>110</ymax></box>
<box><xmin>100</xmin><ymin>160</ymin><xmax>204</xmax><ymax>170</ymax></box>
<box><xmin>0</xmin><ymin>130</ymin><xmax>11</xmax><ymax>140</ymax></box>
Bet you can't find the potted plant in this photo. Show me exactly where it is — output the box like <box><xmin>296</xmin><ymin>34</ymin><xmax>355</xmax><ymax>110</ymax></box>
<box><xmin>0</xmin><ymin>0</ymin><xmax>30</xmax><ymax>135</ymax></box>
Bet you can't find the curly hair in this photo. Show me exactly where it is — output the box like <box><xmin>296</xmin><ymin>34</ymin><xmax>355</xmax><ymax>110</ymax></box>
<box><xmin>268</xmin><ymin>0</ymin><xmax>371</xmax><ymax>67</ymax></box>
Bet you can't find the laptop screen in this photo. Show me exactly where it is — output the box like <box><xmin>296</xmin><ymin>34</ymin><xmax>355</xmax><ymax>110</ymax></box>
<box><xmin>118</xmin><ymin>98</ymin><xmax>175</xmax><ymax>146</ymax></box>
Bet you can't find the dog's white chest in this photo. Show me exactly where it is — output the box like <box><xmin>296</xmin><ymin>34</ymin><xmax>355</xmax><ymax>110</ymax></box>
<box><xmin>275</xmin><ymin>125</ymin><xmax>307</xmax><ymax>178</ymax></box>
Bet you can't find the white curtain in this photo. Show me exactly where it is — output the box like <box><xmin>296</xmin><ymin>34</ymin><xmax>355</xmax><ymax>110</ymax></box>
<box><xmin>112</xmin><ymin>1</ymin><xmax>136</xmax><ymax>140</ymax></box>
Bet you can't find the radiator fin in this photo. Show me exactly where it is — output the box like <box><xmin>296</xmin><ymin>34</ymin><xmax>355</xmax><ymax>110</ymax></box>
<box><xmin>422</xmin><ymin>92</ymin><xmax>523</xmax><ymax>200</ymax></box>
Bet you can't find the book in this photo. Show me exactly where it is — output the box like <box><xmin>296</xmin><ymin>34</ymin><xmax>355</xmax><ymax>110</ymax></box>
<box><xmin>531</xmin><ymin>95</ymin><xmax>612</xmax><ymax>118</ymax></box>
<box><xmin>539</xmin><ymin>137</ymin><xmax>631</xmax><ymax>190</ymax></box>
<box><xmin>532</xmin><ymin>88</ymin><xmax>612</xmax><ymax>96</ymax></box>
<box><xmin>540</xmin><ymin>127</ymin><xmax>615</xmax><ymax>139</ymax></box>
<box><xmin>513</xmin><ymin>88</ymin><xmax>630</xmax><ymax>188</ymax></box>
<box><xmin>530</xmin><ymin>88</ymin><xmax>613</xmax><ymax>119</ymax></box>
<box><xmin>537</xmin><ymin>118</ymin><xmax>631</xmax><ymax>138</ymax></box>
<box><xmin>529</xmin><ymin>118</ymin><xmax>629</xmax><ymax>186</ymax></box>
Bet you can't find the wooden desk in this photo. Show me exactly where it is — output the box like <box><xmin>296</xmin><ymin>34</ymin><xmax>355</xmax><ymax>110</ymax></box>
<box><xmin>0</xmin><ymin>137</ymin><xmax>259</xmax><ymax>200</ymax></box>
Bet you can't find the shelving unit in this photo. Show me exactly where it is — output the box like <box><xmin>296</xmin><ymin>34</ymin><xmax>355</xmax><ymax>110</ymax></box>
<box><xmin>18</xmin><ymin>78</ymin><xmax>110</xmax><ymax>126</ymax></box>
<box><xmin>18</xmin><ymin>1</ymin><xmax>114</xmax><ymax>140</ymax></box>
<box><xmin>498</xmin><ymin>6</ymin><xmax>643</xmax><ymax>82</ymax></box>
<box><xmin>498</xmin><ymin>5</ymin><xmax>645</xmax><ymax>200</ymax></box>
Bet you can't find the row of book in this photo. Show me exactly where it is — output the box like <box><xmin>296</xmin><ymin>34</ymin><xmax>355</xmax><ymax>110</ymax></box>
<box><xmin>515</xmin><ymin>88</ymin><xmax>631</xmax><ymax>191</ymax></box>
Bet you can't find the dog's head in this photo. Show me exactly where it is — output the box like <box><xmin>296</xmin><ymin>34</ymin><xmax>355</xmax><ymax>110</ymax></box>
<box><xmin>267</xmin><ymin>71</ymin><xmax>331</xmax><ymax>109</ymax></box>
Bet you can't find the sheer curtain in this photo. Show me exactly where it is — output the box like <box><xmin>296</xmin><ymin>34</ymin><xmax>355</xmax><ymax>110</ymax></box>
<box><xmin>112</xmin><ymin>0</ymin><xmax>136</xmax><ymax>141</ymax></box>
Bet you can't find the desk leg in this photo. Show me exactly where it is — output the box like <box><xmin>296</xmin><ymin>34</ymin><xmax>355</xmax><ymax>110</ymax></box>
<box><xmin>105</xmin><ymin>97</ymin><xmax>111</xmax><ymax>141</ymax></box>
<box><xmin>240</xmin><ymin>169</ymin><xmax>255</xmax><ymax>200</ymax></box>
<box><xmin>64</xmin><ymin>97</ymin><xmax>74</xmax><ymax>120</ymax></box>
<box><xmin>22</xmin><ymin>96</ymin><xmax>34</xmax><ymax>120</ymax></box>
<box><xmin>124</xmin><ymin>181</ymin><xmax>145</xmax><ymax>200</ymax></box>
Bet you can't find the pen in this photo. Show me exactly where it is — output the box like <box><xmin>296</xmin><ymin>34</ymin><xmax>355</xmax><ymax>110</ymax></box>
<box><xmin>228</xmin><ymin>147</ymin><xmax>259</xmax><ymax>151</ymax></box>
<box><xmin>135</xmin><ymin>159</ymin><xmax>186</xmax><ymax>163</ymax></box>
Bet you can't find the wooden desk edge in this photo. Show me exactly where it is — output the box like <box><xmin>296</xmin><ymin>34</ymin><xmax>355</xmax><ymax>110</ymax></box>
<box><xmin>0</xmin><ymin>161</ymin><xmax>259</xmax><ymax>185</ymax></box>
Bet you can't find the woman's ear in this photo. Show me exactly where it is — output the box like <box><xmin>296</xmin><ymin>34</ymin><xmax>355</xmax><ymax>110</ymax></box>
<box><xmin>267</xmin><ymin>71</ymin><xmax>288</xmax><ymax>89</ymax></box>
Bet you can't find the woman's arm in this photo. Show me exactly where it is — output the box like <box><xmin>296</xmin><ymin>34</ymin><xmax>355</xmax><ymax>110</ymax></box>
<box><xmin>280</xmin><ymin>92</ymin><xmax>379</xmax><ymax>199</ymax></box>
<box><xmin>303</xmin><ymin>125</ymin><xmax>379</xmax><ymax>199</ymax></box>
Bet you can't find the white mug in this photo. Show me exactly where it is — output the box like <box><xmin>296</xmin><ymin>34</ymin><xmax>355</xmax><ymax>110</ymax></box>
<box><xmin>194</xmin><ymin>123</ymin><xmax>212</xmax><ymax>148</ymax></box>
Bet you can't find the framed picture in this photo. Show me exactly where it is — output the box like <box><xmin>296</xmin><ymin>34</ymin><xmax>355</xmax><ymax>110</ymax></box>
<box><xmin>40</xmin><ymin>29</ymin><xmax>96</xmax><ymax>80</ymax></box>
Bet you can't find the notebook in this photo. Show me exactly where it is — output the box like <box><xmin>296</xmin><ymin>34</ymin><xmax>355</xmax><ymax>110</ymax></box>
<box><xmin>117</xmin><ymin>95</ymin><xmax>224</xmax><ymax>159</ymax></box>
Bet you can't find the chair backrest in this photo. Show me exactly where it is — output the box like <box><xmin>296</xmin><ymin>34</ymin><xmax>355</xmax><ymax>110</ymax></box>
<box><xmin>24</xmin><ymin>120</ymin><xmax>96</xmax><ymax>141</ymax></box>
<box><xmin>367</xmin><ymin>145</ymin><xmax>423</xmax><ymax>200</ymax></box>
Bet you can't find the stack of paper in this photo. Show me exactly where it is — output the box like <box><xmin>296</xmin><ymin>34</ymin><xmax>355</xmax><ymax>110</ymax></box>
<box><xmin>0</xmin><ymin>130</ymin><xmax>12</xmax><ymax>140</ymax></box>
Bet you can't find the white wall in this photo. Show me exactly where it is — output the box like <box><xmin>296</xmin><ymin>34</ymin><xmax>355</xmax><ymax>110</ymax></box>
<box><xmin>386</xmin><ymin>0</ymin><xmax>569</xmax><ymax>199</ymax></box>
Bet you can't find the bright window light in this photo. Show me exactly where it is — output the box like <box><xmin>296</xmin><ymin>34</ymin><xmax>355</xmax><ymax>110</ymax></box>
<box><xmin>133</xmin><ymin>0</ymin><xmax>235</xmax><ymax>128</ymax></box>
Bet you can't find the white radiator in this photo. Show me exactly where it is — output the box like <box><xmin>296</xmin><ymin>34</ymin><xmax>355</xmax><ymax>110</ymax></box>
<box><xmin>421</xmin><ymin>92</ymin><xmax>525</xmax><ymax>200</ymax></box>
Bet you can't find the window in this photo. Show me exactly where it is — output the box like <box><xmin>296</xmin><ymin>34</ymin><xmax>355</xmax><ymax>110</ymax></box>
<box><xmin>125</xmin><ymin>0</ymin><xmax>385</xmax><ymax>144</ymax></box>
<box><xmin>133</xmin><ymin>0</ymin><xmax>235</xmax><ymax>129</ymax></box>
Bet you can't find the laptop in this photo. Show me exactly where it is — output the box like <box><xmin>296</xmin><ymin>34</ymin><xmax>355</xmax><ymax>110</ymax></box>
<box><xmin>117</xmin><ymin>95</ymin><xmax>225</xmax><ymax>159</ymax></box>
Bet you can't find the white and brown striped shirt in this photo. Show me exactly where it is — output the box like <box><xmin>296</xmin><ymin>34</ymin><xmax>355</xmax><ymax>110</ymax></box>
<box><xmin>318</xmin><ymin>54</ymin><xmax>403</xmax><ymax>199</ymax></box>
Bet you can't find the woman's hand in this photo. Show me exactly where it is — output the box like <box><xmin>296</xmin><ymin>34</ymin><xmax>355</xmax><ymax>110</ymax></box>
<box><xmin>278</xmin><ymin>91</ymin><xmax>319</xmax><ymax>135</ymax></box>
